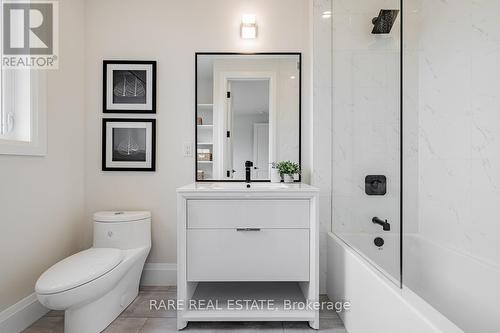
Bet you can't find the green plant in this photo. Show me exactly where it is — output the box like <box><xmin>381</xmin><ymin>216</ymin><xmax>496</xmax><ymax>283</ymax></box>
<box><xmin>276</xmin><ymin>160</ymin><xmax>300</xmax><ymax>176</ymax></box>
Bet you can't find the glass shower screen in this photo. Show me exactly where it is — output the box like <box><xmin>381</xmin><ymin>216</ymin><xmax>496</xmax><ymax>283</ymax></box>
<box><xmin>331</xmin><ymin>0</ymin><xmax>402</xmax><ymax>285</ymax></box>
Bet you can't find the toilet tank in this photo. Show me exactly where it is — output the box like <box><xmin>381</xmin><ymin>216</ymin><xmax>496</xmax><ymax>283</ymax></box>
<box><xmin>93</xmin><ymin>211</ymin><xmax>151</xmax><ymax>250</ymax></box>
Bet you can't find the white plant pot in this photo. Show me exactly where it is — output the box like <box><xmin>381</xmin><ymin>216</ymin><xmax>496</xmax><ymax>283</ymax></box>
<box><xmin>270</xmin><ymin>168</ymin><xmax>282</xmax><ymax>183</ymax></box>
<box><xmin>283</xmin><ymin>174</ymin><xmax>294</xmax><ymax>183</ymax></box>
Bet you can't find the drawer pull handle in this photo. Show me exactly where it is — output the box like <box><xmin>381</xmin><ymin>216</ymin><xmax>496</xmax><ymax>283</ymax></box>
<box><xmin>236</xmin><ymin>228</ymin><xmax>261</xmax><ymax>231</ymax></box>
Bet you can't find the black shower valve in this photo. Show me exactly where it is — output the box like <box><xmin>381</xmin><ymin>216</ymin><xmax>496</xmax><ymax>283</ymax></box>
<box><xmin>365</xmin><ymin>175</ymin><xmax>387</xmax><ymax>195</ymax></box>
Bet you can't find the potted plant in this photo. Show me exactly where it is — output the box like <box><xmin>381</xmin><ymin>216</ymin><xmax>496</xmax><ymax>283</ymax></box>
<box><xmin>276</xmin><ymin>161</ymin><xmax>300</xmax><ymax>183</ymax></box>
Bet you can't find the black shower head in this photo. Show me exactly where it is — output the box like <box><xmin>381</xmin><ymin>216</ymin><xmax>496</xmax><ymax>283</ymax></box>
<box><xmin>371</xmin><ymin>9</ymin><xmax>399</xmax><ymax>34</ymax></box>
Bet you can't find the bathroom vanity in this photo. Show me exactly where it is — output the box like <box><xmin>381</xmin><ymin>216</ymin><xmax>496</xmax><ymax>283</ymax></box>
<box><xmin>176</xmin><ymin>182</ymin><xmax>319</xmax><ymax>329</ymax></box>
<box><xmin>178</xmin><ymin>52</ymin><xmax>315</xmax><ymax>329</ymax></box>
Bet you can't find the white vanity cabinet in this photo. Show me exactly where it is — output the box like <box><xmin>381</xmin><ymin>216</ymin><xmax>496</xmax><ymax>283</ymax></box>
<box><xmin>177</xmin><ymin>183</ymin><xmax>319</xmax><ymax>330</ymax></box>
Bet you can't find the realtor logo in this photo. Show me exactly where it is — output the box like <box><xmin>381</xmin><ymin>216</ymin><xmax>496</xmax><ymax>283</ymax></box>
<box><xmin>2</xmin><ymin>1</ymin><xmax>58</xmax><ymax>69</ymax></box>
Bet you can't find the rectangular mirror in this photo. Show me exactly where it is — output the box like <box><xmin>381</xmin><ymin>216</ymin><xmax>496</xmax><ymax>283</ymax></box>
<box><xmin>195</xmin><ymin>53</ymin><xmax>301</xmax><ymax>181</ymax></box>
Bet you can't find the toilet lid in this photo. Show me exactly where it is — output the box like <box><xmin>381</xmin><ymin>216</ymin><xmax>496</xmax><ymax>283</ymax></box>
<box><xmin>35</xmin><ymin>248</ymin><xmax>124</xmax><ymax>295</ymax></box>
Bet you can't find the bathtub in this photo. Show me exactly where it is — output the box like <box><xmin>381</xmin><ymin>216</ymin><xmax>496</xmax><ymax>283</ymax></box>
<box><xmin>327</xmin><ymin>232</ymin><xmax>500</xmax><ymax>333</ymax></box>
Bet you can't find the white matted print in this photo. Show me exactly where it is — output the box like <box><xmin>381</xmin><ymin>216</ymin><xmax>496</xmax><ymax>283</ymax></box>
<box><xmin>103</xmin><ymin>61</ymin><xmax>156</xmax><ymax>113</ymax></box>
<box><xmin>102</xmin><ymin>119</ymin><xmax>156</xmax><ymax>171</ymax></box>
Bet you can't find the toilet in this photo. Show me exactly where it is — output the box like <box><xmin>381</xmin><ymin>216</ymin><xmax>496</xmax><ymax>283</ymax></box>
<box><xmin>35</xmin><ymin>211</ymin><xmax>151</xmax><ymax>333</ymax></box>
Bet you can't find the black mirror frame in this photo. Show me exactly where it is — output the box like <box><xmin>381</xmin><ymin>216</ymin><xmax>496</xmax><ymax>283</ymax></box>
<box><xmin>195</xmin><ymin>52</ymin><xmax>302</xmax><ymax>182</ymax></box>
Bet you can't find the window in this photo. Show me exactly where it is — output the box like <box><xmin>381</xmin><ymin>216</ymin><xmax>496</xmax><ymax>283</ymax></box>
<box><xmin>0</xmin><ymin>69</ymin><xmax>47</xmax><ymax>156</ymax></box>
<box><xmin>0</xmin><ymin>1</ymin><xmax>47</xmax><ymax>156</ymax></box>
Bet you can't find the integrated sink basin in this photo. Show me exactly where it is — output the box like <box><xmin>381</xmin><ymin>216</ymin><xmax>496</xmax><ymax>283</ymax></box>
<box><xmin>178</xmin><ymin>182</ymin><xmax>317</xmax><ymax>192</ymax></box>
<box><xmin>205</xmin><ymin>182</ymin><xmax>289</xmax><ymax>190</ymax></box>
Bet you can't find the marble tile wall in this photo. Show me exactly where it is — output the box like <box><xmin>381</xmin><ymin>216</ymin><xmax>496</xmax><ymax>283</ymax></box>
<box><xmin>331</xmin><ymin>3</ymin><xmax>401</xmax><ymax>229</ymax></box>
<box><xmin>327</xmin><ymin>1</ymin><xmax>499</xmax><ymax>329</ymax></box>
<box><xmin>415</xmin><ymin>0</ymin><xmax>500</xmax><ymax>267</ymax></box>
<box><xmin>331</xmin><ymin>0</ymin><xmax>402</xmax><ymax>280</ymax></box>
<box><xmin>311</xmin><ymin>0</ymin><xmax>332</xmax><ymax>292</ymax></box>
<box><xmin>313</xmin><ymin>0</ymin><xmax>333</xmax><ymax>293</ymax></box>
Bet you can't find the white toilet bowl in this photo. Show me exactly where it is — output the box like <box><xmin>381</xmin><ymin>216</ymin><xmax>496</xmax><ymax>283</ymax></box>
<box><xmin>35</xmin><ymin>211</ymin><xmax>151</xmax><ymax>333</ymax></box>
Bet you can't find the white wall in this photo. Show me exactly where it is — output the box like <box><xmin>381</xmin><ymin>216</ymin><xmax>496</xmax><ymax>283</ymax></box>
<box><xmin>0</xmin><ymin>0</ymin><xmax>323</xmax><ymax>318</ymax></box>
<box><xmin>84</xmin><ymin>0</ymin><xmax>311</xmax><ymax>273</ymax></box>
<box><xmin>231</xmin><ymin>80</ymin><xmax>269</xmax><ymax>114</ymax></box>
<box><xmin>0</xmin><ymin>0</ymin><xmax>86</xmax><ymax>312</ymax></box>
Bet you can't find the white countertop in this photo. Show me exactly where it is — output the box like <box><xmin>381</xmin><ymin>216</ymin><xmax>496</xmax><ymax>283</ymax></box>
<box><xmin>177</xmin><ymin>182</ymin><xmax>319</xmax><ymax>193</ymax></box>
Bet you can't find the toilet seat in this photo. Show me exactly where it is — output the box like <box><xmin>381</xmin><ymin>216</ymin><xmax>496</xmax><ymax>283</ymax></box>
<box><xmin>36</xmin><ymin>248</ymin><xmax>124</xmax><ymax>295</ymax></box>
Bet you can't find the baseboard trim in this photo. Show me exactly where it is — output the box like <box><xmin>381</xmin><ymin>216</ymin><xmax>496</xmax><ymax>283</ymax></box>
<box><xmin>140</xmin><ymin>263</ymin><xmax>177</xmax><ymax>286</ymax></box>
<box><xmin>0</xmin><ymin>293</ymin><xmax>49</xmax><ymax>333</ymax></box>
<box><xmin>0</xmin><ymin>264</ymin><xmax>176</xmax><ymax>332</ymax></box>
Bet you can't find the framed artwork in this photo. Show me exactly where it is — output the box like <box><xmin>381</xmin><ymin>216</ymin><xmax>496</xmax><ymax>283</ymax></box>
<box><xmin>103</xmin><ymin>60</ymin><xmax>156</xmax><ymax>113</ymax></box>
<box><xmin>102</xmin><ymin>119</ymin><xmax>156</xmax><ymax>171</ymax></box>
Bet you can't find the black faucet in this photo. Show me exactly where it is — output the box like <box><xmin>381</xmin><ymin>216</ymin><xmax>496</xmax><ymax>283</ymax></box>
<box><xmin>245</xmin><ymin>161</ymin><xmax>253</xmax><ymax>183</ymax></box>
<box><xmin>372</xmin><ymin>217</ymin><xmax>390</xmax><ymax>231</ymax></box>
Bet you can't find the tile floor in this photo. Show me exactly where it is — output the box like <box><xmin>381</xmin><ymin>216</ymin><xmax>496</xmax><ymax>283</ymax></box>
<box><xmin>23</xmin><ymin>287</ymin><xmax>347</xmax><ymax>332</ymax></box>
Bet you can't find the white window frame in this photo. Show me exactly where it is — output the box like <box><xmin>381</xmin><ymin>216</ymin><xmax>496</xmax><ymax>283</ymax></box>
<box><xmin>0</xmin><ymin>71</ymin><xmax>47</xmax><ymax>156</ymax></box>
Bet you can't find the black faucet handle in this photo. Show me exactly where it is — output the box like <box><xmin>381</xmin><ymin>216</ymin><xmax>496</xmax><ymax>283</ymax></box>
<box><xmin>245</xmin><ymin>161</ymin><xmax>253</xmax><ymax>183</ymax></box>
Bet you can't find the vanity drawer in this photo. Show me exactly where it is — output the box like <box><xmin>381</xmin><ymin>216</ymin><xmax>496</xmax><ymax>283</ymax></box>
<box><xmin>187</xmin><ymin>199</ymin><xmax>310</xmax><ymax>229</ymax></box>
<box><xmin>187</xmin><ymin>229</ymin><xmax>309</xmax><ymax>281</ymax></box>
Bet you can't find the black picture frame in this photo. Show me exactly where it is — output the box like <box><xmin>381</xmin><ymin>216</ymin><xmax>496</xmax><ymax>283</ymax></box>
<box><xmin>103</xmin><ymin>60</ymin><xmax>157</xmax><ymax>114</ymax></box>
<box><xmin>194</xmin><ymin>52</ymin><xmax>302</xmax><ymax>182</ymax></box>
<box><xmin>102</xmin><ymin>118</ymin><xmax>156</xmax><ymax>171</ymax></box>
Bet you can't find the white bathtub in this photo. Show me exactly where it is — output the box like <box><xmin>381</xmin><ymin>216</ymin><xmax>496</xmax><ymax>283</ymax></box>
<box><xmin>327</xmin><ymin>232</ymin><xmax>500</xmax><ymax>333</ymax></box>
<box><xmin>334</xmin><ymin>233</ymin><xmax>401</xmax><ymax>286</ymax></box>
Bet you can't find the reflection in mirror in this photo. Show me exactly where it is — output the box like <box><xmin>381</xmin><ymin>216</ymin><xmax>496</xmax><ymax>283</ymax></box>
<box><xmin>196</xmin><ymin>53</ymin><xmax>301</xmax><ymax>181</ymax></box>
